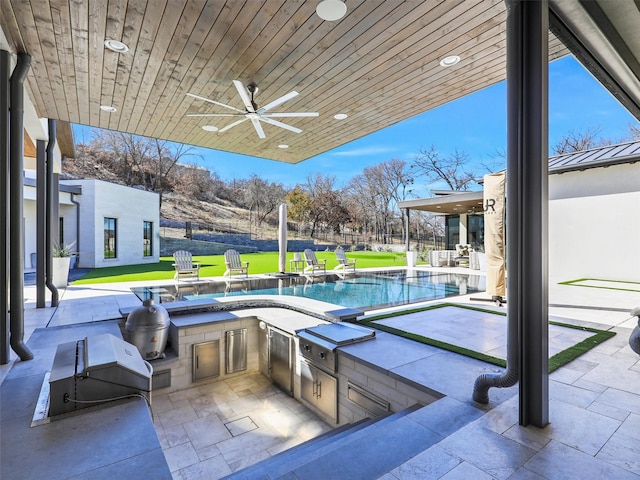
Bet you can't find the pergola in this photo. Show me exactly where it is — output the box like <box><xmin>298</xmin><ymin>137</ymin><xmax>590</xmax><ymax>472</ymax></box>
<box><xmin>2</xmin><ymin>0</ymin><xmax>640</xmax><ymax>428</ymax></box>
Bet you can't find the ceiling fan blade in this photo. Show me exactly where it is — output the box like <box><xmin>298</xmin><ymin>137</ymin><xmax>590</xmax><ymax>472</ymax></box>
<box><xmin>186</xmin><ymin>93</ymin><xmax>245</xmax><ymax>113</ymax></box>
<box><xmin>257</xmin><ymin>91</ymin><xmax>299</xmax><ymax>113</ymax></box>
<box><xmin>232</xmin><ymin>80</ymin><xmax>255</xmax><ymax>112</ymax></box>
<box><xmin>219</xmin><ymin>118</ymin><xmax>248</xmax><ymax>133</ymax></box>
<box><xmin>186</xmin><ymin>113</ymin><xmax>243</xmax><ymax>117</ymax></box>
<box><xmin>251</xmin><ymin>118</ymin><xmax>266</xmax><ymax>139</ymax></box>
<box><xmin>262</xmin><ymin>112</ymin><xmax>319</xmax><ymax>118</ymax></box>
<box><xmin>260</xmin><ymin>117</ymin><xmax>302</xmax><ymax>134</ymax></box>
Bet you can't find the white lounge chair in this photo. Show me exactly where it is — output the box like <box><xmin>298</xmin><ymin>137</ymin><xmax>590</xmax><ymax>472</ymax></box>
<box><xmin>303</xmin><ymin>249</ymin><xmax>326</xmax><ymax>274</ymax></box>
<box><xmin>224</xmin><ymin>249</ymin><xmax>249</xmax><ymax>277</ymax></box>
<box><xmin>173</xmin><ymin>250</ymin><xmax>200</xmax><ymax>281</ymax></box>
<box><xmin>429</xmin><ymin>250</ymin><xmax>453</xmax><ymax>267</ymax></box>
<box><xmin>334</xmin><ymin>247</ymin><xmax>356</xmax><ymax>272</ymax></box>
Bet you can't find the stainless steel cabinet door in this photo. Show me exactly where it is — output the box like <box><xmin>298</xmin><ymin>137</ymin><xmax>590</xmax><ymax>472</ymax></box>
<box><xmin>226</xmin><ymin>329</ymin><xmax>247</xmax><ymax>374</ymax></box>
<box><xmin>314</xmin><ymin>366</ymin><xmax>337</xmax><ymax>422</ymax></box>
<box><xmin>193</xmin><ymin>340</ymin><xmax>220</xmax><ymax>382</ymax></box>
<box><xmin>269</xmin><ymin>328</ymin><xmax>293</xmax><ymax>395</ymax></box>
<box><xmin>300</xmin><ymin>361</ymin><xmax>337</xmax><ymax>422</ymax></box>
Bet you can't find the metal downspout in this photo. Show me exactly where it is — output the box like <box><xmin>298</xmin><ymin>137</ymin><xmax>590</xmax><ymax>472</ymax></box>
<box><xmin>9</xmin><ymin>53</ymin><xmax>33</xmax><ymax>360</ymax></box>
<box><xmin>405</xmin><ymin>209</ymin><xmax>410</xmax><ymax>251</ymax></box>
<box><xmin>1</xmin><ymin>50</ymin><xmax>10</xmax><ymax>364</ymax></box>
<box><xmin>46</xmin><ymin>120</ymin><xmax>59</xmax><ymax>306</ymax></box>
<box><xmin>474</xmin><ymin>2</ymin><xmax>550</xmax><ymax>429</ymax></box>
<box><xmin>36</xmin><ymin>140</ymin><xmax>46</xmax><ymax>307</ymax></box>
<box><xmin>473</xmin><ymin>0</ymin><xmax>526</xmax><ymax>403</ymax></box>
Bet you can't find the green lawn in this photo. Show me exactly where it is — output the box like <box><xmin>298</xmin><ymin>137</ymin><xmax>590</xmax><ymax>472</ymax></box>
<box><xmin>72</xmin><ymin>250</ymin><xmax>413</xmax><ymax>284</ymax></box>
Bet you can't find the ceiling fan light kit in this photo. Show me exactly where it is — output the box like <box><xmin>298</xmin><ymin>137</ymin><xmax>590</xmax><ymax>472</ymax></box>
<box><xmin>187</xmin><ymin>81</ymin><xmax>318</xmax><ymax>139</ymax></box>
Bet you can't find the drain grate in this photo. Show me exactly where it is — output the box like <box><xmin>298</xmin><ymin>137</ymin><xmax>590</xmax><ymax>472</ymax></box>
<box><xmin>224</xmin><ymin>416</ymin><xmax>258</xmax><ymax>437</ymax></box>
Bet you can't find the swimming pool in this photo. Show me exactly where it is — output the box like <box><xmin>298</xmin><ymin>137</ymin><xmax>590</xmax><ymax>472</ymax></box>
<box><xmin>131</xmin><ymin>270</ymin><xmax>485</xmax><ymax>311</ymax></box>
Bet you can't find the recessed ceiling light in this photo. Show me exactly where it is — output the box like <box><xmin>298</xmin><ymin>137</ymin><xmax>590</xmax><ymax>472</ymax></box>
<box><xmin>316</xmin><ymin>0</ymin><xmax>347</xmax><ymax>21</ymax></box>
<box><xmin>104</xmin><ymin>39</ymin><xmax>129</xmax><ymax>53</ymax></box>
<box><xmin>100</xmin><ymin>105</ymin><xmax>117</xmax><ymax>113</ymax></box>
<box><xmin>334</xmin><ymin>113</ymin><xmax>348</xmax><ymax>120</ymax></box>
<box><xmin>202</xmin><ymin>125</ymin><xmax>218</xmax><ymax>132</ymax></box>
<box><xmin>278</xmin><ymin>144</ymin><xmax>289</xmax><ymax>149</ymax></box>
<box><xmin>440</xmin><ymin>55</ymin><xmax>460</xmax><ymax>67</ymax></box>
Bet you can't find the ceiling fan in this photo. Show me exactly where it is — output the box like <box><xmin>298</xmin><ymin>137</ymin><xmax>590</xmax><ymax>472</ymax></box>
<box><xmin>186</xmin><ymin>80</ymin><xmax>319</xmax><ymax>139</ymax></box>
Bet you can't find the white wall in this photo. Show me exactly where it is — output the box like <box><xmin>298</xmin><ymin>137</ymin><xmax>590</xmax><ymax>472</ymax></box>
<box><xmin>23</xmin><ymin>199</ymin><xmax>37</xmax><ymax>268</ymax></box>
<box><xmin>62</xmin><ymin>180</ymin><xmax>160</xmax><ymax>268</ymax></box>
<box><xmin>548</xmin><ymin>163</ymin><xmax>640</xmax><ymax>282</ymax></box>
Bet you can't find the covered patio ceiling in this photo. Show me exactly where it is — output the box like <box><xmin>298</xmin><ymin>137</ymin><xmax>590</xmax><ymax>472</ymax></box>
<box><xmin>1</xmin><ymin>1</ymin><xmax>639</xmax><ymax>165</ymax></box>
<box><xmin>399</xmin><ymin>190</ymin><xmax>483</xmax><ymax>216</ymax></box>
<box><xmin>1</xmin><ymin>0</ymin><xmax>568</xmax><ymax>164</ymax></box>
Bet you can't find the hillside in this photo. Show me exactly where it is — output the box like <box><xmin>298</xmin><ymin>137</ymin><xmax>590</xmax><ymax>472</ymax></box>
<box><xmin>61</xmin><ymin>153</ymin><xmax>280</xmax><ymax>239</ymax></box>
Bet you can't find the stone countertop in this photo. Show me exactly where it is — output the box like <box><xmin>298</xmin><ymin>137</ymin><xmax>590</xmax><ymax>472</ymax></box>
<box><xmin>121</xmin><ymin>294</ymin><xmax>364</xmax><ymax>325</ymax></box>
<box><xmin>167</xmin><ymin>306</ymin><xmax>330</xmax><ymax>336</ymax></box>
<box><xmin>337</xmin><ymin>330</ymin><xmax>517</xmax><ymax>405</ymax></box>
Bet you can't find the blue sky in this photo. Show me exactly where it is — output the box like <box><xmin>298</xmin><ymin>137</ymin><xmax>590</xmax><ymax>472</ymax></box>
<box><xmin>74</xmin><ymin>56</ymin><xmax>639</xmax><ymax>193</ymax></box>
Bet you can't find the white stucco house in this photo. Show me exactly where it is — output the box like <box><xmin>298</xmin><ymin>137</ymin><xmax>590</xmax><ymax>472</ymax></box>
<box><xmin>547</xmin><ymin>143</ymin><xmax>640</xmax><ymax>282</ymax></box>
<box><xmin>24</xmin><ymin>177</ymin><xmax>160</xmax><ymax>269</ymax></box>
<box><xmin>399</xmin><ymin>141</ymin><xmax>640</xmax><ymax>283</ymax></box>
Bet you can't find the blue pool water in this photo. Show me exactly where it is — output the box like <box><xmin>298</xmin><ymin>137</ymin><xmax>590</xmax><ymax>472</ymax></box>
<box><xmin>132</xmin><ymin>270</ymin><xmax>485</xmax><ymax>311</ymax></box>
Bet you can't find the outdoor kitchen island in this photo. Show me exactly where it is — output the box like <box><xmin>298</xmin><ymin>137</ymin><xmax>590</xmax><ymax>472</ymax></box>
<box><xmin>1</xmin><ymin>296</ymin><xmax>516</xmax><ymax>480</ymax></box>
<box><xmin>142</xmin><ymin>296</ymin><xmax>444</xmax><ymax>427</ymax></box>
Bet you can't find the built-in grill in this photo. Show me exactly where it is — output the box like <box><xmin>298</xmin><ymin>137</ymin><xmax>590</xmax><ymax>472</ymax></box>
<box><xmin>296</xmin><ymin>322</ymin><xmax>375</xmax><ymax>373</ymax></box>
<box><xmin>48</xmin><ymin>333</ymin><xmax>153</xmax><ymax>417</ymax></box>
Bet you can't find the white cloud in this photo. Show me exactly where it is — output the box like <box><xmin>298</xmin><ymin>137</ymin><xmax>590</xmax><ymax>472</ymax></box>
<box><xmin>332</xmin><ymin>146</ymin><xmax>397</xmax><ymax>157</ymax></box>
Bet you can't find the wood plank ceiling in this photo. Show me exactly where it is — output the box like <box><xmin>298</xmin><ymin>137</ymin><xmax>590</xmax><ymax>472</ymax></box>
<box><xmin>0</xmin><ymin>0</ymin><xmax>568</xmax><ymax>164</ymax></box>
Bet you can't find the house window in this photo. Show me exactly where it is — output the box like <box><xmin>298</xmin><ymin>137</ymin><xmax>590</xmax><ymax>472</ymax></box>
<box><xmin>445</xmin><ymin>216</ymin><xmax>460</xmax><ymax>250</ymax></box>
<box><xmin>468</xmin><ymin>215</ymin><xmax>485</xmax><ymax>252</ymax></box>
<box><xmin>143</xmin><ymin>221</ymin><xmax>153</xmax><ymax>257</ymax></box>
<box><xmin>104</xmin><ymin>217</ymin><xmax>117</xmax><ymax>259</ymax></box>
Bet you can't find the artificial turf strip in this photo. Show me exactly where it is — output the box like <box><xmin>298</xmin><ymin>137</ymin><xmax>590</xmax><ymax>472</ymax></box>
<box><xmin>359</xmin><ymin>303</ymin><xmax>616</xmax><ymax>373</ymax></box>
<box><xmin>558</xmin><ymin>278</ymin><xmax>640</xmax><ymax>293</ymax></box>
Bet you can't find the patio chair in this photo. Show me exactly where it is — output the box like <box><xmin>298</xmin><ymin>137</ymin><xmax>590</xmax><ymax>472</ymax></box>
<box><xmin>334</xmin><ymin>247</ymin><xmax>356</xmax><ymax>272</ymax></box>
<box><xmin>303</xmin><ymin>249</ymin><xmax>326</xmax><ymax>274</ymax></box>
<box><xmin>173</xmin><ymin>250</ymin><xmax>200</xmax><ymax>281</ymax></box>
<box><xmin>224</xmin><ymin>249</ymin><xmax>249</xmax><ymax>277</ymax></box>
<box><xmin>454</xmin><ymin>244</ymin><xmax>471</xmax><ymax>267</ymax></box>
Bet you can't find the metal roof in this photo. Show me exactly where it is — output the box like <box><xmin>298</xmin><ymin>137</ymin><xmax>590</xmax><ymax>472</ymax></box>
<box><xmin>548</xmin><ymin>140</ymin><xmax>640</xmax><ymax>174</ymax></box>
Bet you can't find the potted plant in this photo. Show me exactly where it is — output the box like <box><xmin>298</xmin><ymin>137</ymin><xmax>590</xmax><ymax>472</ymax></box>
<box><xmin>52</xmin><ymin>241</ymin><xmax>75</xmax><ymax>288</ymax></box>
<box><xmin>406</xmin><ymin>248</ymin><xmax>417</xmax><ymax>267</ymax></box>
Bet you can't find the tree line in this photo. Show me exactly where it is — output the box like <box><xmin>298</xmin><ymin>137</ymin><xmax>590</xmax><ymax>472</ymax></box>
<box><xmin>67</xmin><ymin>125</ymin><xmax>639</xmax><ymax>247</ymax></box>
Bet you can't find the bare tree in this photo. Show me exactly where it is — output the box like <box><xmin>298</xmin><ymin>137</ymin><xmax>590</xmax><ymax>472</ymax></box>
<box><xmin>242</xmin><ymin>174</ymin><xmax>286</xmax><ymax>229</ymax></box>
<box><xmin>551</xmin><ymin>126</ymin><xmax>613</xmax><ymax>154</ymax></box>
<box><xmin>150</xmin><ymin>140</ymin><xmax>199</xmax><ymax>207</ymax></box>
<box><xmin>305</xmin><ymin>173</ymin><xmax>344</xmax><ymax>238</ymax></box>
<box><xmin>91</xmin><ymin>131</ymin><xmax>152</xmax><ymax>187</ymax></box>
<box><xmin>627</xmin><ymin>123</ymin><xmax>640</xmax><ymax>140</ymax></box>
<box><xmin>411</xmin><ymin>145</ymin><xmax>477</xmax><ymax>191</ymax></box>
<box><xmin>172</xmin><ymin>164</ymin><xmax>212</xmax><ymax>200</ymax></box>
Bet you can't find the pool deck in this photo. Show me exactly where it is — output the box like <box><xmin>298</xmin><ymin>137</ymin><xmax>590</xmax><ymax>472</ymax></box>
<box><xmin>2</xmin><ymin>266</ymin><xmax>640</xmax><ymax>479</ymax></box>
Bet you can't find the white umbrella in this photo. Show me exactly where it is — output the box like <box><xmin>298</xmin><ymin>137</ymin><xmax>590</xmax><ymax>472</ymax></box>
<box><xmin>483</xmin><ymin>172</ymin><xmax>506</xmax><ymax>299</ymax></box>
<box><xmin>278</xmin><ymin>203</ymin><xmax>288</xmax><ymax>273</ymax></box>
